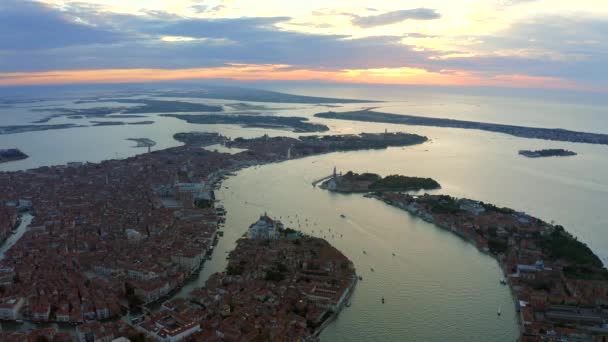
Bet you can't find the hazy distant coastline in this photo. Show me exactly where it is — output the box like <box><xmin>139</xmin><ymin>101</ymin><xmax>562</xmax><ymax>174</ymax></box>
<box><xmin>316</xmin><ymin>110</ymin><xmax>608</xmax><ymax>146</ymax></box>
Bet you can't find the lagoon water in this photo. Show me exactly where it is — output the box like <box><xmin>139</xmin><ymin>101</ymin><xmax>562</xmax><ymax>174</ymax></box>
<box><xmin>1</xmin><ymin>85</ymin><xmax>608</xmax><ymax>341</ymax></box>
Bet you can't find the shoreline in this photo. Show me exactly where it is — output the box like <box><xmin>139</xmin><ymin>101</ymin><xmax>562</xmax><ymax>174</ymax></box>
<box><xmin>310</xmin><ymin>275</ymin><xmax>358</xmax><ymax>340</ymax></box>
<box><xmin>368</xmin><ymin>193</ymin><xmax>523</xmax><ymax>330</ymax></box>
<box><xmin>318</xmin><ymin>172</ymin><xmax>441</xmax><ymax>194</ymax></box>
<box><xmin>315</xmin><ymin>110</ymin><xmax>608</xmax><ymax>146</ymax></box>
<box><xmin>0</xmin><ymin>149</ymin><xmax>29</xmax><ymax>164</ymax></box>
<box><xmin>363</xmin><ymin>192</ymin><xmax>607</xmax><ymax>340</ymax></box>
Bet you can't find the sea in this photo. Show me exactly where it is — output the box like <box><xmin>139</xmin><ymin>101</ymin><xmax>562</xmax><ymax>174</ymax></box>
<box><xmin>1</xmin><ymin>83</ymin><xmax>608</xmax><ymax>341</ymax></box>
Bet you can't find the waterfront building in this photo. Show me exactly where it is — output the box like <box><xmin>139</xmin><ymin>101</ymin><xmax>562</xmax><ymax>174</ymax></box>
<box><xmin>248</xmin><ymin>214</ymin><xmax>281</xmax><ymax>240</ymax></box>
<box><xmin>138</xmin><ymin>310</ymin><xmax>201</xmax><ymax>342</ymax></box>
<box><xmin>0</xmin><ymin>297</ymin><xmax>24</xmax><ymax>320</ymax></box>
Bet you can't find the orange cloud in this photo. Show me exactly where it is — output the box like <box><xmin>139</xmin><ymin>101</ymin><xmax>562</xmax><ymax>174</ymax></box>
<box><xmin>0</xmin><ymin>64</ymin><xmax>586</xmax><ymax>91</ymax></box>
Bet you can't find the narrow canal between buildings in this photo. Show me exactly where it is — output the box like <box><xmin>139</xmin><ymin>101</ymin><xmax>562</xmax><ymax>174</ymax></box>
<box><xmin>0</xmin><ymin>213</ymin><xmax>33</xmax><ymax>260</ymax></box>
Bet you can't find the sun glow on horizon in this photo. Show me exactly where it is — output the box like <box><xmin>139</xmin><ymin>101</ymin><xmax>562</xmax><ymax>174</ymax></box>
<box><xmin>0</xmin><ymin>64</ymin><xmax>586</xmax><ymax>91</ymax></box>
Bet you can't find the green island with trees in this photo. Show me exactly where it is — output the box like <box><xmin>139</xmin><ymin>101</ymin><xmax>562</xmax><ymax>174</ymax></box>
<box><xmin>320</xmin><ymin>171</ymin><xmax>441</xmax><ymax>193</ymax></box>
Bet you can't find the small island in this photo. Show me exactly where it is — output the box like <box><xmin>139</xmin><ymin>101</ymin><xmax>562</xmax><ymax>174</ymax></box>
<box><xmin>126</xmin><ymin>138</ymin><xmax>156</xmax><ymax>149</ymax></box>
<box><xmin>0</xmin><ymin>123</ymin><xmax>82</xmax><ymax>135</ymax></box>
<box><xmin>519</xmin><ymin>149</ymin><xmax>577</xmax><ymax>158</ymax></box>
<box><xmin>173</xmin><ymin>132</ymin><xmax>227</xmax><ymax>146</ymax></box>
<box><xmin>90</xmin><ymin>120</ymin><xmax>154</xmax><ymax>126</ymax></box>
<box><xmin>0</xmin><ymin>149</ymin><xmax>28</xmax><ymax>164</ymax></box>
<box><xmin>320</xmin><ymin>170</ymin><xmax>440</xmax><ymax>193</ymax></box>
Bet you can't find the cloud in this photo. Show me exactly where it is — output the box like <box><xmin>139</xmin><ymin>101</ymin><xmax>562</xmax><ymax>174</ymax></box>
<box><xmin>0</xmin><ymin>0</ymin><xmax>127</xmax><ymax>50</ymax></box>
<box><xmin>352</xmin><ymin>8</ymin><xmax>441</xmax><ymax>28</ymax></box>
<box><xmin>146</xmin><ymin>16</ymin><xmax>293</xmax><ymax>40</ymax></box>
<box><xmin>497</xmin><ymin>0</ymin><xmax>538</xmax><ymax>6</ymax></box>
<box><xmin>448</xmin><ymin>15</ymin><xmax>608</xmax><ymax>83</ymax></box>
<box><xmin>0</xmin><ymin>1</ymin><xmax>606</xmax><ymax>90</ymax></box>
<box><xmin>0</xmin><ymin>3</ymin><xmax>431</xmax><ymax>73</ymax></box>
<box><xmin>189</xmin><ymin>3</ymin><xmax>226</xmax><ymax>14</ymax></box>
<box><xmin>189</xmin><ymin>4</ymin><xmax>208</xmax><ymax>13</ymax></box>
<box><xmin>404</xmin><ymin>32</ymin><xmax>439</xmax><ymax>38</ymax></box>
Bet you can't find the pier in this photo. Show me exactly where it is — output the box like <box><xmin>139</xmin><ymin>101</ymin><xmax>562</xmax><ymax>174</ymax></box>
<box><xmin>312</xmin><ymin>174</ymin><xmax>334</xmax><ymax>187</ymax></box>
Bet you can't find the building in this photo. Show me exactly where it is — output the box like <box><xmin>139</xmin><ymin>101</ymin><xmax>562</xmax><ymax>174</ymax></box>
<box><xmin>138</xmin><ymin>310</ymin><xmax>201</xmax><ymax>342</ymax></box>
<box><xmin>248</xmin><ymin>214</ymin><xmax>281</xmax><ymax>240</ymax></box>
<box><xmin>0</xmin><ymin>297</ymin><xmax>24</xmax><ymax>320</ymax></box>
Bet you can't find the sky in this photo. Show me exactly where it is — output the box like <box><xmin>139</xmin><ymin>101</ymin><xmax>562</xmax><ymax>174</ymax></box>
<box><xmin>0</xmin><ymin>0</ymin><xmax>607</xmax><ymax>91</ymax></box>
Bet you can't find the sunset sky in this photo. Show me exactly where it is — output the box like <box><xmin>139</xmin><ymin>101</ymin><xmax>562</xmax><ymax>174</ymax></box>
<box><xmin>1</xmin><ymin>0</ymin><xmax>607</xmax><ymax>91</ymax></box>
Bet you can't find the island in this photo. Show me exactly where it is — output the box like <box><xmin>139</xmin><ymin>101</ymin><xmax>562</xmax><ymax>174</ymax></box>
<box><xmin>112</xmin><ymin>99</ymin><xmax>224</xmax><ymax>114</ymax></box>
<box><xmin>320</xmin><ymin>170</ymin><xmax>440</xmax><ymax>193</ymax></box>
<box><xmin>128</xmin><ymin>120</ymin><xmax>155</xmax><ymax>125</ymax></box>
<box><xmin>370</xmin><ymin>191</ymin><xmax>608</xmax><ymax>340</ymax></box>
<box><xmin>0</xmin><ymin>148</ymin><xmax>28</xmax><ymax>164</ymax></box>
<box><xmin>126</xmin><ymin>138</ymin><xmax>157</xmax><ymax>149</ymax></box>
<box><xmin>0</xmin><ymin>123</ymin><xmax>83</xmax><ymax>135</ymax></box>
<box><xmin>31</xmin><ymin>99</ymin><xmax>224</xmax><ymax>124</ymax></box>
<box><xmin>315</xmin><ymin>110</ymin><xmax>608</xmax><ymax>146</ymax></box>
<box><xmin>136</xmin><ymin>215</ymin><xmax>357</xmax><ymax>341</ymax></box>
<box><xmin>227</xmin><ymin>131</ymin><xmax>429</xmax><ymax>159</ymax></box>
<box><xmin>89</xmin><ymin>121</ymin><xmax>125</xmax><ymax>126</ymax></box>
<box><xmin>163</xmin><ymin>114</ymin><xmax>330</xmax><ymax>133</ymax></box>
<box><xmin>173</xmin><ymin>132</ymin><xmax>227</xmax><ymax>146</ymax></box>
<box><xmin>519</xmin><ymin>149</ymin><xmax>577</xmax><ymax>158</ymax></box>
<box><xmin>90</xmin><ymin>120</ymin><xmax>154</xmax><ymax>127</ymax></box>
<box><xmin>0</xmin><ymin>130</ymin><xmax>421</xmax><ymax>340</ymax></box>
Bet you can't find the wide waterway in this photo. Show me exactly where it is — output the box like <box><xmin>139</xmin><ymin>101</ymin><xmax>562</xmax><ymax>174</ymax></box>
<box><xmin>174</xmin><ymin>120</ymin><xmax>608</xmax><ymax>341</ymax></box>
<box><xmin>178</xmin><ymin>143</ymin><xmax>523</xmax><ymax>341</ymax></box>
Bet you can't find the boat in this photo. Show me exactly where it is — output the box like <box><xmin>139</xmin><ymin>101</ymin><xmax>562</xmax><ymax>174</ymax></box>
<box><xmin>362</xmin><ymin>250</ymin><xmax>367</xmax><ymax>254</ymax></box>
<box><xmin>340</xmin><ymin>214</ymin><xmax>346</xmax><ymax>218</ymax></box>
<box><xmin>370</xmin><ymin>268</ymin><xmax>374</xmax><ymax>272</ymax></box>
<box><xmin>497</xmin><ymin>306</ymin><xmax>502</xmax><ymax>316</ymax></box>
<box><xmin>358</xmin><ymin>275</ymin><xmax>363</xmax><ymax>281</ymax></box>
<box><xmin>500</xmin><ymin>278</ymin><xmax>507</xmax><ymax>285</ymax></box>
<box><xmin>345</xmin><ymin>301</ymin><xmax>352</xmax><ymax>307</ymax></box>
<box><xmin>392</xmin><ymin>252</ymin><xmax>396</xmax><ymax>256</ymax></box>
<box><xmin>381</xmin><ymin>297</ymin><xmax>385</xmax><ymax>304</ymax></box>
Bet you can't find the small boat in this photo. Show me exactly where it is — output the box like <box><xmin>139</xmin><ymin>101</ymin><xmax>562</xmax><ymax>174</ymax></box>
<box><xmin>497</xmin><ymin>306</ymin><xmax>502</xmax><ymax>316</ymax></box>
<box><xmin>500</xmin><ymin>278</ymin><xmax>507</xmax><ymax>285</ymax></box>
<box><xmin>392</xmin><ymin>252</ymin><xmax>396</xmax><ymax>256</ymax></box>
<box><xmin>345</xmin><ymin>301</ymin><xmax>352</xmax><ymax>307</ymax></box>
<box><xmin>358</xmin><ymin>275</ymin><xmax>363</xmax><ymax>281</ymax></box>
<box><xmin>362</xmin><ymin>250</ymin><xmax>367</xmax><ymax>254</ymax></box>
<box><xmin>370</xmin><ymin>268</ymin><xmax>374</xmax><ymax>272</ymax></box>
<box><xmin>381</xmin><ymin>297</ymin><xmax>385</xmax><ymax>304</ymax></box>
<box><xmin>340</xmin><ymin>214</ymin><xmax>346</xmax><ymax>218</ymax></box>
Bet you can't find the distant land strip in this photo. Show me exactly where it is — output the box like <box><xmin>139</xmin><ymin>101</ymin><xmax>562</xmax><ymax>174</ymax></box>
<box><xmin>0</xmin><ymin>124</ymin><xmax>83</xmax><ymax>135</ymax></box>
<box><xmin>163</xmin><ymin>114</ymin><xmax>330</xmax><ymax>133</ymax></box>
<box><xmin>153</xmin><ymin>86</ymin><xmax>378</xmax><ymax>104</ymax></box>
<box><xmin>315</xmin><ymin>110</ymin><xmax>608</xmax><ymax>145</ymax></box>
